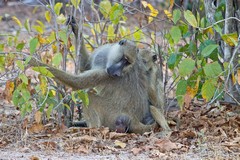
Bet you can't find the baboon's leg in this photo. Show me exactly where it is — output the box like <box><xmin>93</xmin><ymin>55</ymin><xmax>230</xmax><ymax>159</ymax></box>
<box><xmin>148</xmin><ymin>85</ymin><xmax>163</xmax><ymax>111</ymax></box>
<box><xmin>83</xmin><ymin>106</ymin><xmax>102</xmax><ymax>128</ymax></box>
<box><xmin>82</xmin><ymin>93</ymin><xmax>104</xmax><ymax>128</ymax></box>
<box><xmin>129</xmin><ymin>119</ymin><xmax>154</xmax><ymax>134</ymax></box>
<box><xmin>28</xmin><ymin>58</ymin><xmax>109</xmax><ymax>90</ymax></box>
<box><xmin>150</xmin><ymin>105</ymin><xmax>171</xmax><ymax>131</ymax></box>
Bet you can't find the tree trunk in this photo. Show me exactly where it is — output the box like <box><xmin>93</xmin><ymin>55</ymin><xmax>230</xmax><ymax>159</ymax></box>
<box><xmin>204</xmin><ymin>0</ymin><xmax>240</xmax><ymax>103</ymax></box>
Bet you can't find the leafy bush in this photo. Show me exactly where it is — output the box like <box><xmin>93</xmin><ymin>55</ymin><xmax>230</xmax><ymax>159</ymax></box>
<box><xmin>0</xmin><ymin>0</ymin><xmax>159</xmax><ymax>120</ymax></box>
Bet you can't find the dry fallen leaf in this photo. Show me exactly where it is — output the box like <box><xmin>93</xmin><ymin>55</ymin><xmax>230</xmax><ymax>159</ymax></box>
<box><xmin>114</xmin><ymin>140</ymin><xmax>126</xmax><ymax>149</ymax></box>
<box><xmin>109</xmin><ymin>132</ymin><xmax>127</xmax><ymax>139</ymax></box>
<box><xmin>29</xmin><ymin>123</ymin><xmax>44</xmax><ymax>133</ymax></box>
<box><xmin>34</xmin><ymin>111</ymin><xmax>42</xmax><ymax>124</ymax></box>
<box><xmin>30</xmin><ymin>156</ymin><xmax>40</xmax><ymax>160</ymax></box>
<box><xmin>180</xmin><ymin>130</ymin><xmax>197</xmax><ymax>139</ymax></box>
<box><xmin>41</xmin><ymin>141</ymin><xmax>58</xmax><ymax>149</ymax></box>
<box><xmin>131</xmin><ymin>147</ymin><xmax>142</xmax><ymax>155</ymax></box>
<box><xmin>72</xmin><ymin>135</ymin><xmax>97</xmax><ymax>142</ymax></box>
<box><xmin>77</xmin><ymin>145</ymin><xmax>89</xmax><ymax>154</ymax></box>
<box><xmin>154</xmin><ymin>139</ymin><xmax>178</xmax><ymax>152</ymax></box>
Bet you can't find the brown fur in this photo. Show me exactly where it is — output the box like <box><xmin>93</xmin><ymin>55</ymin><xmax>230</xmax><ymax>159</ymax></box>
<box><xmin>139</xmin><ymin>49</ymin><xmax>170</xmax><ymax>130</ymax></box>
<box><xmin>29</xmin><ymin>40</ymin><xmax>158</xmax><ymax>134</ymax></box>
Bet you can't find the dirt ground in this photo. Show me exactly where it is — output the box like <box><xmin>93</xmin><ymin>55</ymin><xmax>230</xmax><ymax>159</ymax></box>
<box><xmin>0</xmin><ymin>2</ymin><xmax>240</xmax><ymax>160</ymax></box>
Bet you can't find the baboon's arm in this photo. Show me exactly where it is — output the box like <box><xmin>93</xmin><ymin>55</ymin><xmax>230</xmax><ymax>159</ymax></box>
<box><xmin>29</xmin><ymin>58</ymin><xmax>109</xmax><ymax>90</ymax></box>
<box><xmin>150</xmin><ymin>105</ymin><xmax>171</xmax><ymax>131</ymax></box>
<box><xmin>67</xmin><ymin>16</ymin><xmax>89</xmax><ymax>71</ymax></box>
<box><xmin>148</xmin><ymin>86</ymin><xmax>158</xmax><ymax>106</ymax></box>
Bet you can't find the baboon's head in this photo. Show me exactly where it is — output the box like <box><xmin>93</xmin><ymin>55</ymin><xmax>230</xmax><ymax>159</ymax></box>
<box><xmin>115</xmin><ymin>115</ymin><xmax>131</xmax><ymax>133</ymax></box>
<box><xmin>139</xmin><ymin>49</ymin><xmax>157</xmax><ymax>72</ymax></box>
<box><xmin>106</xmin><ymin>40</ymin><xmax>138</xmax><ymax>77</ymax></box>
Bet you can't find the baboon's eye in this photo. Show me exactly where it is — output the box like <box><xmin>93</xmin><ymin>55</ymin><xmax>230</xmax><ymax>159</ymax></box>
<box><xmin>119</xmin><ymin>39</ymin><xmax>127</xmax><ymax>45</ymax></box>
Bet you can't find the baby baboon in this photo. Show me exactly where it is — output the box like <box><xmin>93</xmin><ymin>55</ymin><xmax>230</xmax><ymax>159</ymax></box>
<box><xmin>29</xmin><ymin>40</ymin><xmax>168</xmax><ymax>134</ymax></box>
<box><xmin>139</xmin><ymin>49</ymin><xmax>170</xmax><ymax>130</ymax></box>
<box><xmin>115</xmin><ymin>115</ymin><xmax>131</xmax><ymax>133</ymax></box>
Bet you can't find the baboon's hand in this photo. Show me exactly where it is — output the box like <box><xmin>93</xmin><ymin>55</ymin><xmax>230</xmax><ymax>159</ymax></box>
<box><xmin>66</xmin><ymin>15</ymin><xmax>78</xmax><ymax>38</ymax></box>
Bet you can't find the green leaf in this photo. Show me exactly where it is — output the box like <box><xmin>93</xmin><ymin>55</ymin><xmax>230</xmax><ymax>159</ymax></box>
<box><xmin>32</xmin><ymin>66</ymin><xmax>54</xmax><ymax>78</ymax></box>
<box><xmin>179</xmin><ymin>24</ymin><xmax>188</xmax><ymax>35</ymax></box>
<box><xmin>0</xmin><ymin>56</ymin><xmax>5</xmax><ymax>71</ymax></box>
<box><xmin>71</xmin><ymin>92</ymin><xmax>77</xmax><ymax>103</ymax></box>
<box><xmin>133</xmin><ymin>27</ymin><xmax>143</xmax><ymax>41</ymax></box>
<box><xmin>12</xmin><ymin>16</ymin><xmax>22</xmax><ymax>28</ymax></box>
<box><xmin>200</xmin><ymin>17</ymin><xmax>206</xmax><ymax>28</ymax></box>
<box><xmin>184</xmin><ymin>10</ymin><xmax>197</xmax><ymax>27</ymax></box>
<box><xmin>201</xmin><ymin>79</ymin><xmax>217</xmax><ymax>101</ymax></box>
<box><xmin>16</xmin><ymin>42</ymin><xmax>25</xmax><ymax>51</ymax></box>
<box><xmin>173</xmin><ymin>9</ymin><xmax>181</xmax><ymax>24</ymax></box>
<box><xmin>16</xmin><ymin>60</ymin><xmax>25</xmax><ymax>70</ymax></box>
<box><xmin>188</xmin><ymin>42</ymin><xmax>197</xmax><ymax>55</ymax></box>
<box><xmin>24</xmin><ymin>56</ymin><xmax>32</xmax><ymax>65</ymax></box>
<box><xmin>107</xmin><ymin>25</ymin><xmax>115</xmax><ymax>41</ymax></box>
<box><xmin>56</xmin><ymin>14</ymin><xmax>66</xmax><ymax>24</ymax></box>
<box><xmin>71</xmin><ymin>0</ymin><xmax>81</xmax><ymax>9</ymax></box>
<box><xmin>52</xmin><ymin>52</ymin><xmax>62</xmax><ymax>67</ymax></box>
<box><xmin>99</xmin><ymin>0</ymin><xmax>112</xmax><ymax>18</ymax></box>
<box><xmin>176</xmin><ymin>80</ymin><xmax>187</xmax><ymax>108</ymax></box>
<box><xmin>33</xmin><ymin>25</ymin><xmax>44</xmax><ymax>34</ymax></box>
<box><xmin>46</xmin><ymin>104</ymin><xmax>54</xmax><ymax>119</ymax></box>
<box><xmin>24</xmin><ymin>19</ymin><xmax>31</xmax><ymax>33</ymax></box>
<box><xmin>19</xmin><ymin>74</ymin><xmax>28</xmax><ymax>84</ymax></box>
<box><xmin>0</xmin><ymin>43</ymin><xmax>4</xmax><ymax>51</ymax></box>
<box><xmin>45</xmin><ymin>11</ymin><xmax>51</xmax><ymax>23</ymax></box>
<box><xmin>36</xmin><ymin>20</ymin><xmax>45</xmax><ymax>29</ymax></box>
<box><xmin>8</xmin><ymin>37</ymin><xmax>13</xmax><ymax>46</ymax></box>
<box><xmin>213</xmin><ymin>24</ymin><xmax>222</xmax><ymax>36</ymax></box>
<box><xmin>12</xmin><ymin>89</ymin><xmax>20</xmax><ymax>106</ymax></box>
<box><xmin>29</xmin><ymin>38</ymin><xmax>38</xmax><ymax>54</ymax></box>
<box><xmin>164</xmin><ymin>33</ymin><xmax>174</xmax><ymax>46</ymax></box>
<box><xmin>170</xmin><ymin>26</ymin><xmax>181</xmax><ymax>44</ymax></box>
<box><xmin>167</xmin><ymin>53</ymin><xmax>182</xmax><ymax>70</ymax></box>
<box><xmin>109</xmin><ymin>3</ymin><xmax>124</xmax><ymax>24</ymax></box>
<box><xmin>47</xmin><ymin>31</ymin><xmax>56</xmax><ymax>43</ymax></box>
<box><xmin>199</xmin><ymin>40</ymin><xmax>215</xmax><ymax>53</ymax></box>
<box><xmin>54</xmin><ymin>3</ymin><xmax>63</xmax><ymax>15</ymax></box>
<box><xmin>203</xmin><ymin>61</ymin><xmax>222</xmax><ymax>78</ymax></box>
<box><xmin>201</xmin><ymin>44</ymin><xmax>218</xmax><ymax>57</ymax></box>
<box><xmin>179</xmin><ymin>58</ymin><xmax>195</xmax><ymax>77</ymax></box>
<box><xmin>59</xmin><ymin>30</ymin><xmax>67</xmax><ymax>45</ymax></box>
<box><xmin>21</xmin><ymin>87</ymin><xmax>31</xmax><ymax>101</ymax></box>
<box><xmin>78</xmin><ymin>90</ymin><xmax>89</xmax><ymax>106</ymax></box>
<box><xmin>176</xmin><ymin>80</ymin><xmax>187</xmax><ymax>95</ymax></box>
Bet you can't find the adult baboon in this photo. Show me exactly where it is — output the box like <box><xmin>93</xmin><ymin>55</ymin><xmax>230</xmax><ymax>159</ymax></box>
<box><xmin>139</xmin><ymin>49</ymin><xmax>170</xmax><ymax>130</ymax></box>
<box><xmin>29</xmin><ymin>39</ymin><xmax>169</xmax><ymax>134</ymax></box>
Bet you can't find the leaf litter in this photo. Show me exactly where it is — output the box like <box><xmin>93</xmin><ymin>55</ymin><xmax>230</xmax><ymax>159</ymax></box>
<box><xmin>1</xmin><ymin>94</ymin><xmax>240</xmax><ymax>159</ymax></box>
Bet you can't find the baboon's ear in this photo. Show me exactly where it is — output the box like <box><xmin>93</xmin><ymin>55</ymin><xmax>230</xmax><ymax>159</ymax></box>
<box><xmin>152</xmin><ymin>54</ymin><xmax>158</xmax><ymax>62</ymax></box>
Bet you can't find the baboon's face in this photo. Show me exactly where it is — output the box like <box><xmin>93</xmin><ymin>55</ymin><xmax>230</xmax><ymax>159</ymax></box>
<box><xmin>107</xmin><ymin>40</ymin><xmax>138</xmax><ymax>77</ymax></box>
<box><xmin>139</xmin><ymin>49</ymin><xmax>157</xmax><ymax>72</ymax></box>
<box><xmin>115</xmin><ymin>115</ymin><xmax>131</xmax><ymax>133</ymax></box>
